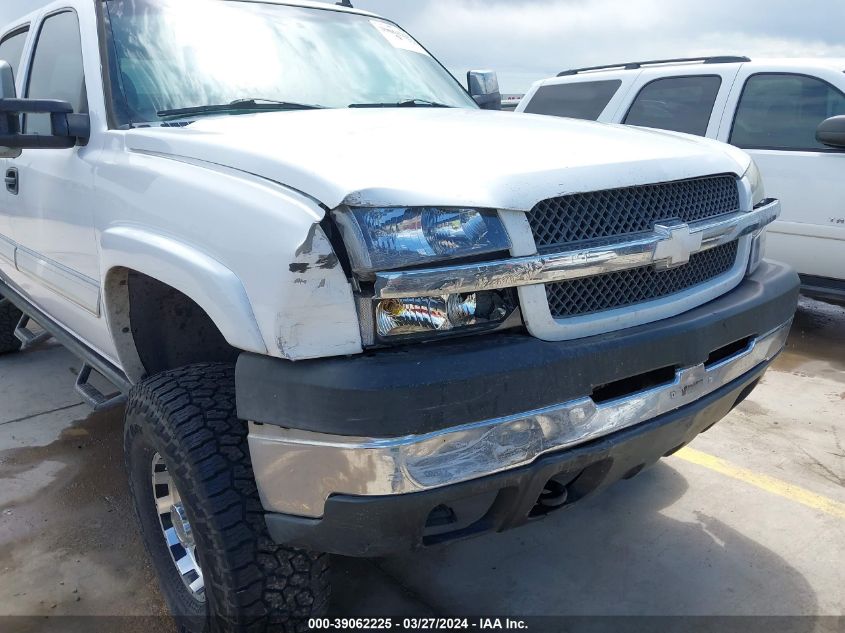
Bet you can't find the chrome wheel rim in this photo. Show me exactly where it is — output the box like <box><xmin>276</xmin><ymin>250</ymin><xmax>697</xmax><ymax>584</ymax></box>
<box><xmin>152</xmin><ymin>453</ymin><xmax>206</xmax><ymax>602</ymax></box>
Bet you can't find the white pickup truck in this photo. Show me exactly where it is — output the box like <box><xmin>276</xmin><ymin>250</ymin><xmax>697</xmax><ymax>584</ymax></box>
<box><xmin>518</xmin><ymin>56</ymin><xmax>845</xmax><ymax>304</ymax></box>
<box><xmin>0</xmin><ymin>1</ymin><xmax>798</xmax><ymax>630</ymax></box>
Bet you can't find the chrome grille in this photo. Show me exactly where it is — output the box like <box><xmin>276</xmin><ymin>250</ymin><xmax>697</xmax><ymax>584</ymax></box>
<box><xmin>546</xmin><ymin>241</ymin><xmax>739</xmax><ymax>319</ymax></box>
<box><xmin>529</xmin><ymin>175</ymin><xmax>740</xmax><ymax>250</ymax></box>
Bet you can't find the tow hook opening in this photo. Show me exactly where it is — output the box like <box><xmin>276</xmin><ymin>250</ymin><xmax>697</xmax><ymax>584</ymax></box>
<box><xmin>529</xmin><ymin>475</ymin><xmax>575</xmax><ymax>518</ymax></box>
<box><xmin>425</xmin><ymin>504</ymin><xmax>457</xmax><ymax>528</ymax></box>
<box><xmin>705</xmin><ymin>336</ymin><xmax>754</xmax><ymax>368</ymax></box>
<box><xmin>592</xmin><ymin>365</ymin><xmax>677</xmax><ymax>404</ymax></box>
<box><xmin>538</xmin><ymin>478</ymin><xmax>569</xmax><ymax>508</ymax></box>
<box><xmin>421</xmin><ymin>491</ymin><xmax>499</xmax><ymax>545</ymax></box>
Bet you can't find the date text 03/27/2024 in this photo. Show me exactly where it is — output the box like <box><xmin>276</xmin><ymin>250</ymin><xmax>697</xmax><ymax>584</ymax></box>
<box><xmin>307</xmin><ymin>618</ymin><xmax>529</xmax><ymax>630</ymax></box>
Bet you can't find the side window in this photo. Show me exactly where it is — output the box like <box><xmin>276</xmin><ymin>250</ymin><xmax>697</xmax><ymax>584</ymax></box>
<box><xmin>0</xmin><ymin>27</ymin><xmax>30</xmax><ymax>85</ymax></box>
<box><xmin>730</xmin><ymin>73</ymin><xmax>845</xmax><ymax>151</ymax></box>
<box><xmin>624</xmin><ymin>75</ymin><xmax>722</xmax><ymax>136</ymax></box>
<box><xmin>24</xmin><ymin>11</ymin><xmax>88</xmax><ymax>135</ymax></box>
<box><xmin>523</xmin><ymin>80</ymin><xmax>622</xmax><ymax>120</ymax></box>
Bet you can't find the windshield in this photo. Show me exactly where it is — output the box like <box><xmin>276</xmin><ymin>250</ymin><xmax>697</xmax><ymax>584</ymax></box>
<box><xmin>103</xmin><ymin>0</ymin><xmax>477</xmax><ymax>126</ymax></box>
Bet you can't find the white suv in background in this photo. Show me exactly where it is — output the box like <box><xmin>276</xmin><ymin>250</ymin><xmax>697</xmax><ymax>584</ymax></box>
<box><xmin>518</xmin><ymin>57</ymin><xmax>845</xmax><ymax>304</ymax></box>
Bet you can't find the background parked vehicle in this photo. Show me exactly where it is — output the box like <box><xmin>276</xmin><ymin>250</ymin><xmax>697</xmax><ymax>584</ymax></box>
<box><xmin>501</xmin><ymin>94</ymin><xmax>524</xmax><ymax>111</ymax></box>
<box><xmin>518</xmin><ymin>57</ymin><xmax>845</xmax><ymax>304</ymax></box>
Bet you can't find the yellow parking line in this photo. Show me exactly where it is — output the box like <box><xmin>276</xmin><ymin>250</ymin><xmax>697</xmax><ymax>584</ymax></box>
<box><xmin>674</xmin><ymin>447</ymin><xmax>845</xmax><ymax>520</ymax></box>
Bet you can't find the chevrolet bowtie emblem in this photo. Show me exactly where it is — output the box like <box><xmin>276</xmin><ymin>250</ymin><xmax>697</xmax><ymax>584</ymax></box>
<box><xmin>653</xmin><ymin>222</ymin><xmax>703</xmax><ymax>269</ymax></box>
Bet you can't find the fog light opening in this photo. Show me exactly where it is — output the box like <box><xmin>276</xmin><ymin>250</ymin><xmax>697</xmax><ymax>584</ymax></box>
<box><xmin>425</xmin><ymin>504</ymin><xmax>458</xmax><ymax>529</ymax></box>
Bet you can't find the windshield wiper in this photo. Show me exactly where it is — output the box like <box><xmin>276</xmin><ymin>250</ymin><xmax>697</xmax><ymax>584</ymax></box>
<box><xmin>348</xmin><ymin>99</ymin><xmax>452</xmax><ymax>109</ymax></box>
<box><xmin>157</xmin><ymin>98</ymin><xmax>325</xmax><ymax>119</ymax></box>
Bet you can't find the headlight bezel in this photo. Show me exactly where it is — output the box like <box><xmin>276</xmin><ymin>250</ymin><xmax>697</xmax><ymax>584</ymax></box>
<box><xmin>744</xmin><ymin>159</ymin><xmax>765</xmax><ymax>208</ymax></box>
<box><xmin>744</xmin><ymin>159</ymin><xmax>768</xmax><ymax>275</ymax></box>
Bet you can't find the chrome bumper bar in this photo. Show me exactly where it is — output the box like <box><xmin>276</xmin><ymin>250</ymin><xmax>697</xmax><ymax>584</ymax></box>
<box><xmin>249</xmin><ymin>320</ymin><xmax>791</xmax><ymax>518</ymax></box>
<box><xmin>375</xmin><ymin>199</ymin><xmax>780</xmax><ymax>300</ymax></box>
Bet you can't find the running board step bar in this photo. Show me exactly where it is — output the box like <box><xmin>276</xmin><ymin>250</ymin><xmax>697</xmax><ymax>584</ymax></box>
<box><xmin>14</xmin><ymin>314</ymin><xmax>53</xmax><ymax>349</ymax></box>
<box><xmin>1</xmin><ymin>279</ymin><xmax>132</xmax><ymax>406</ymax></box>
<box><xmin>75</xmin><ymin>363</ymin><xmax>127</xmax><ymax>412</ymax></box>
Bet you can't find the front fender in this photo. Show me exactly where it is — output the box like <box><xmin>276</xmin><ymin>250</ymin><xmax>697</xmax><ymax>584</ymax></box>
<box><xmin>100</xmin><ymin>226</ymin><xmax>267</xmax><ymax>356</ymax></box>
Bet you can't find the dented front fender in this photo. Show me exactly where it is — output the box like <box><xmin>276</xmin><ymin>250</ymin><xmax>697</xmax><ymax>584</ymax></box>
<box><xmin>276</xmin><ymin>224</ymin><xmax>362</xmax><ymax>359</ymax></box>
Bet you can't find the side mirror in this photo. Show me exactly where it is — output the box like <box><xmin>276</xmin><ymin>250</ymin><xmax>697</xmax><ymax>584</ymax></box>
<box><xmin>0</xmin><ymin>61</ymin><xmax>90</xmax><ymax>151</ymax></box>
<box><xmin>816</xmin><ymin>116</ymin><xmax>845</xmax><ymax>149</ymax></box>
<box><xmin>0</xmin><ymin>60</ymin><xmax>20</xmax><ymax>158</ymax></box>
<box><xmin>468</xmin><ymin>70</ymin><xmax>502</xmax><ymax>111</ymax></box>
<box><xmin>0</xmin><ymin>60</ymin><xmax>14</xmax><ymax>100</ymax></box>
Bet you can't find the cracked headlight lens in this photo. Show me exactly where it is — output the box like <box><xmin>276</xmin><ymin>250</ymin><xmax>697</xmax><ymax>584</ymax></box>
<box><xmin>333</xmin><ymin>207</ymin><xmax>511</xmax><ymax>275</ymax></box>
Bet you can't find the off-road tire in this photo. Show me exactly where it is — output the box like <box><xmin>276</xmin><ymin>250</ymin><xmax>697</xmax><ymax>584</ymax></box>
<box><xmin>124</xmin><ymin>363</ymin><xmax>330</xmax><ymax>632</ymax></box>
<box><xmin>0</xmin><ymin>296</ymin><xmax>22</xmax><ymax>355</ymax></box>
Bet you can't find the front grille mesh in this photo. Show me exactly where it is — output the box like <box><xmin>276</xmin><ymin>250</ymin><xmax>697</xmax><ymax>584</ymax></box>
<box><xmin>529</xmin><ymin>175</ymin><xmax>740</xmax><ymax>249</ymax></box>
<box><xmin>546</xmin><ymin>241</ymin><xmax>739</xmax><ymax>319</ymax></box>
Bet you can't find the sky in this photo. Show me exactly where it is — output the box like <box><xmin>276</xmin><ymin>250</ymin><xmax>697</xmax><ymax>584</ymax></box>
<box><xmin>2</xmin><ymin>0</ymin><xmax>844</xmax><ymax>93</ymax></box>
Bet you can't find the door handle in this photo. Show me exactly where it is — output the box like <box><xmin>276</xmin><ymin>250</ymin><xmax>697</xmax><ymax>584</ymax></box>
<box><xmin>5</xmin><ymin>168</ymin><xmax>18</xmax><ymax>195</ymax></box>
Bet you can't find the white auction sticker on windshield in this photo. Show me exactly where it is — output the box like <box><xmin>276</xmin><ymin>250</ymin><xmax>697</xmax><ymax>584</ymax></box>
<box><xmin>370</xmin><ymin>20</ymin><xmax>430</xmax><ymax>56</ymax></box>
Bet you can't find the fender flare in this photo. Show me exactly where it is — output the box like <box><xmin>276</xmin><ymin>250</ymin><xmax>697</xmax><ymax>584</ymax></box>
<box><xmin>100</xmin><ymin>227</ymin><xmax>267</xmax><ymax>374</ymax></box>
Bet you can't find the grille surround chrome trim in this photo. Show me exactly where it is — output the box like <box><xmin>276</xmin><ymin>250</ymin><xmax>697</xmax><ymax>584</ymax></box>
<box><xmin>374</xmin><ymin>199</ymin><xmax>780</xmax><ymax>300</ymax></box>
<box><xmin>248</xmin><ymin>320</ymin><xmax>791</xmax><ymax>518</ymax></box>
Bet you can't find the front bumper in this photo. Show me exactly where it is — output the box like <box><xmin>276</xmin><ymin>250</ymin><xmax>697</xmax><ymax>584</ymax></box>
<box><xmin>238</xmin><ymin>262</ymin><xmax>798</xmax><ymax>551</ymax></box>
<box><xmin>263</xmin><ymin>361</ymin><xmax>771</xmax><ymax>557</ymax></box>
<box><xmin>249</xmin><ymin>321</ymin><xmax>788</xmax><ymax>517</ymax></box>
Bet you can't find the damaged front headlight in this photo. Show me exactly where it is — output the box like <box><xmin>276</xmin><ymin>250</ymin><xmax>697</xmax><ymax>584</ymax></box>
<box><xmin>333</xmin><ymin>207</ymin><xmax>511</xmax><ymax>275</ymax></box>
<box><xmin>335</xmin><ymin>206</ymin><xmax>520</xmax><ymax>345</ymax></box>
<box><xmin>375</xmin><ymin>290</ymin><xmax>516</xmax><ymax>340</ymax></box>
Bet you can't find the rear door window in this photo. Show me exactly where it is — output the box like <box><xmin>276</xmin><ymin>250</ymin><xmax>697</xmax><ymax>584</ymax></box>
<box><xmin>730</xmin><ymin>73</ymin><xmax>845</xmax><ymax>151</ymax></box>
<box><xmin>523</xmin><ymin>80</ymin><xmax>622</xmax><ymax>120</ymax></box>
<box><xmin>0</xmin><ymin>27</ymin><xmax>29</xmax><ymax>85</ymax></box>
<box><xmin>625</xmin><ymin>75</ymin><xmax>722</xmax><ymax>136</ymax></box>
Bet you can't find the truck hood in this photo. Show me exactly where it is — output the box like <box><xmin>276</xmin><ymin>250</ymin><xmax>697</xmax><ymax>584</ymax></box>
<box><xmin>125</xmin><ymin>108</ymin><xmax>750</xmax><ymax>211</ymax></box>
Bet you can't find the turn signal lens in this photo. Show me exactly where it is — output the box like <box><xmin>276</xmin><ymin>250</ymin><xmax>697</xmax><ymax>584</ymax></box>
<box><xmin>376</xmin><ymin>291</ymin><xmax>514</xmax><ymax>339</ymax></box>
<box><xmin>748</xmin><ymin>229</ymin><xmax>767</xmax><ymax>275</ymax></box>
